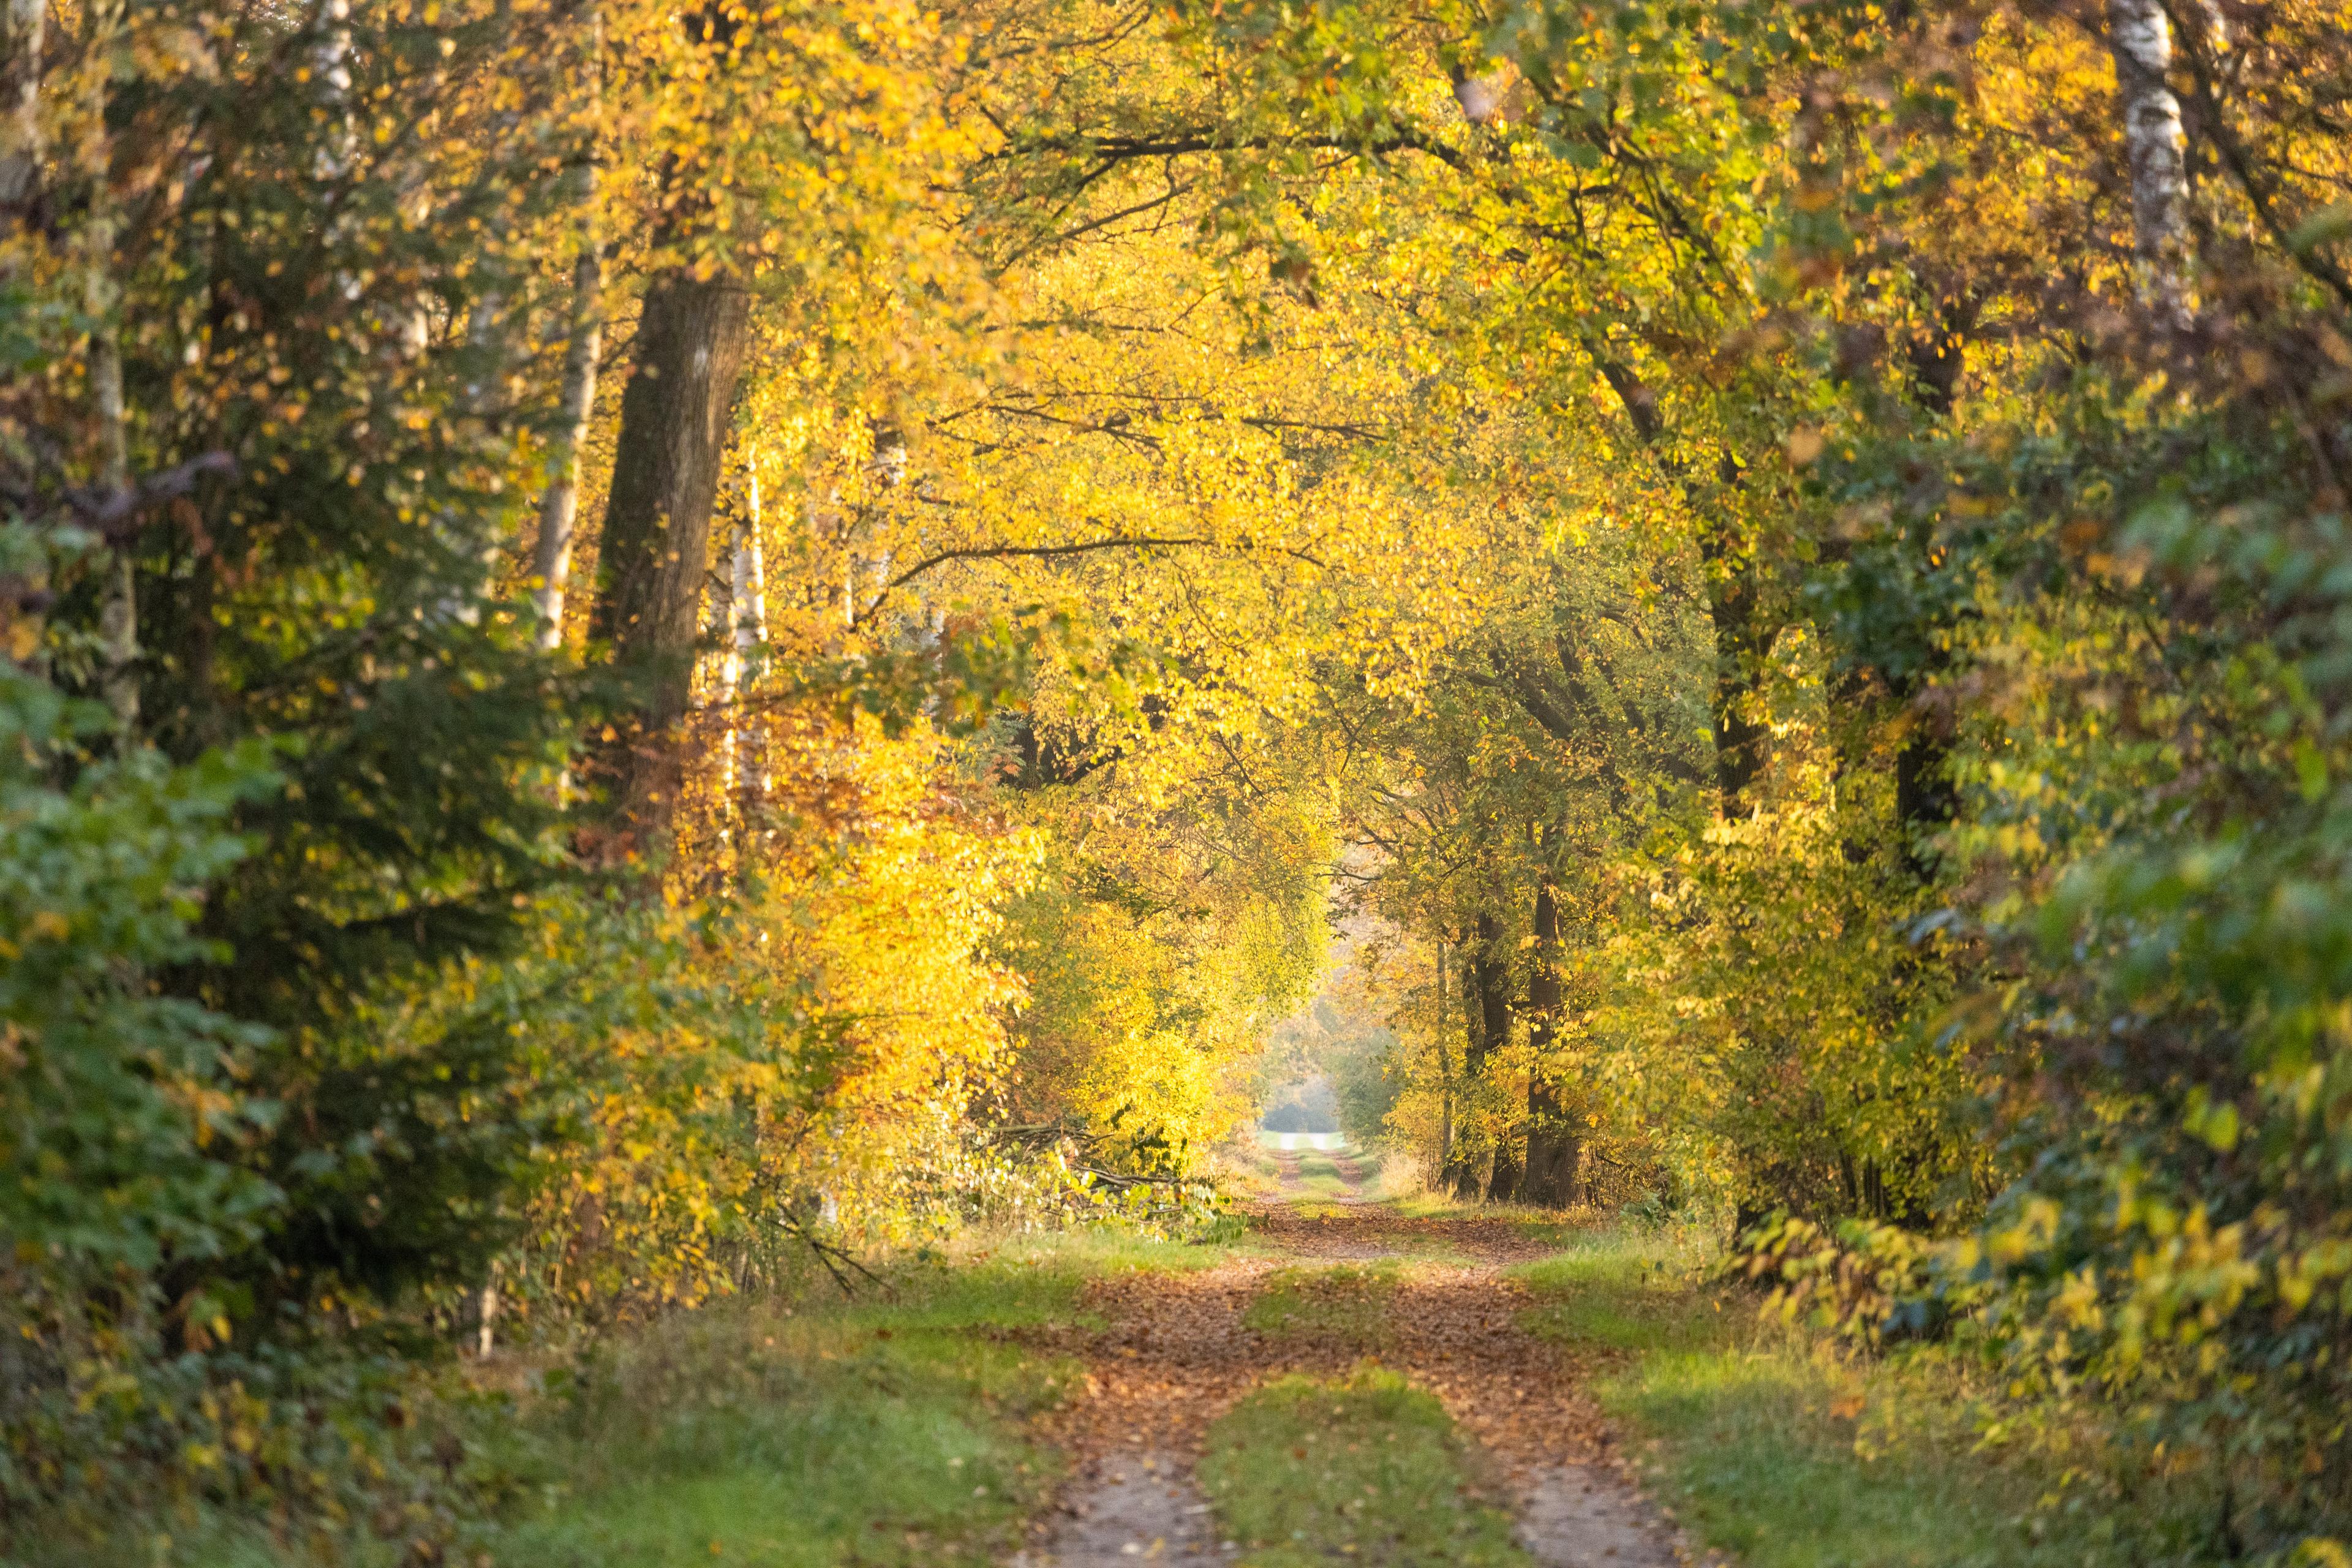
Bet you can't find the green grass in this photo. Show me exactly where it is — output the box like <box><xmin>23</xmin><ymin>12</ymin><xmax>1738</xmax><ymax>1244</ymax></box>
<box><xmin>1290</xmin><ymin>1148</ymin><xmax>1360</xmax><ymax>1197</ymax></box>
<box><xmin>491</xmin><ymin>1263</ymin><xmax>1091</xmax><ymax>1566</ymax></box>
<box><xmin>6</xmin><ymin>1229</ymin><xmax>1240</xmax><ymax>1568</ymax></box>
<box><xmin>1510</xmin><ymin>1224</ymin><xmax>2152</xmax><ymax>1568</ymax></box>
<box><xmin>1197</xmin><ymin>1368</ymin><xmax>1532</xmax><ymax>1568</ymax></box>
<box><xmin>481</xmin><ymin>1223</ymin><xmax>1307</xmax><ymax>1567</ymax></box>
<box><xmin>1511</xmin><ymin>1223</ymin><xmax>1721</xmax><ymax>1354</ymax></box>
<box><xmin>489</xmin><ymin>1231</ymin><xmax>1261</xmax><ymax>1567</ymax></box>
<box><xmin>1382</xmin><ymin>1190</ymin><xmax>1588</xmax><ymax>1244</ymax></box>
<box><xmin>1242</xmin><ymin>1262</ymin><xmax>1402</xmax><ymax>1348</ymax></box>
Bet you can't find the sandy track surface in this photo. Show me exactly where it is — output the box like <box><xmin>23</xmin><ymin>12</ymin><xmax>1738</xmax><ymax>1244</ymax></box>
<box><xmin>1014</xmin><ymin>1204</ymin><xmax>1706</xmax><ymax>1566</ymax></box>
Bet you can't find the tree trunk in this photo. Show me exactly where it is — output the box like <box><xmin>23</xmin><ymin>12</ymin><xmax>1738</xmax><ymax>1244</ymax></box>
<box><xmin>585</xmin><ymin>266</ymin><xmax>752</xmax><ymax>861</ymax></box>
<box><xmin>732</xmin><ymin>469</ymin><xmax>769</xmax><ymax>864</ymax></box>
<box><xmin>1434</xmin><ymin>937</ymin><xmax>1453</xmax><ymax>1179</ymax></box>
<box><xmin>82</xmin><ymin>0</ymin><xmax>135</xmax><ymax>735</ymax></box>
<box><xmin>1697</xmin><ymin>511</ymin><xmax>1770</xmax><ymax>803</ymax></box>
<box><xmin>1486</xmin><ymin>1126</ymin><xmax>1523</xmax><ymax>1202</ymax></box>
<box><xmin>1483</xmin><ymin>907</ymin><xmax>1523</xmax><ymax>1203</ymax></box>
<box><xmin>1520</xmin><ymin>884</ymin><xmax>1581</xmax><ymax>1208</ymax></box>
<box><xmin>532</xmin><ymin>240</ymin><xmax>601</xmax><ymax>650</ymax></box>
<box><xmin>0</xmin><ymin>0</ymin><xmax>43</xmax><ymax>224</ymax></box>
<box><xmin>2109</xmin><ymin>0</ymin><xmax>2192</xmax><ymax>324</ymax></box>
<box><xmin>475</xmin><ymin>1268</ymin><xmax>500</xmax><ymax>1358</ymax></box>
<box><xmin>532</xmin><ymin>23</ymin><xmax>603</xmax><ymax>653</ymax></box>
<box><xmin>1454</xmin><ymin>913</ymin><xmax>1513</xmax><ymax>1200</ymax></box>
<box><xmin>1444</xmin><ymin>948</ymin><xmax>1483</xmax><ymax>1197</ymax></box>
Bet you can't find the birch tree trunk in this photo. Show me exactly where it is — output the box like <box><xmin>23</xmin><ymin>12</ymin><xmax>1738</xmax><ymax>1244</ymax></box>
<box><xmin>532</xmin><ymin>239</ymin><xmax>601</xmax><ymax>650</ymax></box>
<box><xmin>731</xmin><ymin>471</ymin><xmax>769</xmax><ymax>861</ymax></box>
<box><xmin>2110</xmin><ymin>0</ymin><xmax>2193</xmax><ymax>323</ymax></box>
<box><xmin>532</xmin><ymin>22</ymin><xmax>603</xmax><ymax>652</ymax></box>
<box><xmin>311</xmin><ymin>0</ymin><xmax>356</xmax><ymax>181</ymax></box>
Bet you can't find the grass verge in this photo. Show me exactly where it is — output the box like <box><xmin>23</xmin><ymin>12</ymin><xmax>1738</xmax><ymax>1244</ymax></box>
<box><xmin>8</xmin><ymin>1229</ymin><xmax>1232</xmax><ymax>1568</ymax></box>
<box><xmin>494</xmin><ymin>1230</ymin><xmax>1244</xmax><ymax>1567</ymax></box>
<box><xmin>492</xmin><ymin>1289</ymin><xmax>1074</xmax><ymax>1566</ymax></box>
<box><xmin>1197</xmin><ymin>1367</ymin><xmax>1531</xmax><ymax>1567</ymax></box>
<box><xmin>1512</xmin><ymin>1225</ymin><xmax>2155</xmax><ymax>1568</ymax></box>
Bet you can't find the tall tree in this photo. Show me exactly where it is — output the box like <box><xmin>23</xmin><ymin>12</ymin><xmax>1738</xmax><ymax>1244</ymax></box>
<box><xmin>2108</xmin><ymin>0</ymin><xmax>2193</xmax><ymax>320</ymax></box>
<box><xmin>1518</xmin><ymin>881</ymin><xmax>1580</xmax><ymax>1207</ymax></box>
<box><xmin>586</xmin><ymin>269</ymin><xmax>753</xmax><ymax>856</ymax></box>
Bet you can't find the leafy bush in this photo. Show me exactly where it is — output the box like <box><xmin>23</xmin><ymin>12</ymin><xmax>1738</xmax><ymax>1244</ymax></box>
<box><xmin>0</xmin><ymin>666</ymin><xmax>279</xmax><ymax>1293</ymax></box>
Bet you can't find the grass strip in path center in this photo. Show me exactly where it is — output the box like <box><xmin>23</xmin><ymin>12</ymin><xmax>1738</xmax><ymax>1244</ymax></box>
<box><xmin>1197</xmin><ymin>1367</ymin><xmax>1534</xmax><ymax>1567</ymax></box>
<box><xmin>1241</xmin><ymin>1261</ymin><xmax>1402</xmax><ymax>1351</ymax></box>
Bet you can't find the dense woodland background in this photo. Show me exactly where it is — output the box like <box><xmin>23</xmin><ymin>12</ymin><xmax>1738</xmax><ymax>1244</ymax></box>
<box><xmin>6</xmin><ymin>0</ymin><xmax>2352</xmax><ymax>1556</ymax></box>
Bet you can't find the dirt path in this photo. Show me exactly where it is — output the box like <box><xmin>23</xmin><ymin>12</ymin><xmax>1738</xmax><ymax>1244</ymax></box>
<box><xmin>1266</xmin><ymin>1137</ymin><xmax>1370</xmax><ymax>1207</ymax></box>
<box><xmin>1014</xmin><ymin>1205</ymin><xmax>1705</xmax><ymax>1567</ymax></box>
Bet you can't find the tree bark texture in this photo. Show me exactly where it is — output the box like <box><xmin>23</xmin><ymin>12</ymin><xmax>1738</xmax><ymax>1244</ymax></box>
<box><xmin>83</xmin><ymin>0</ymin><xmax>137</xmax><ymax>734</ymax></box>
<box><xmin>2109</xmin><ymin>0</ymin><xmax>2192</xmax><ymax>323</ymax></box>
<box><xmin>586</xmin><ymin>267</ymin><xmax>752</xmax><ymax>858</ymax></box>
<box><xmin>1443</xmin><ymin>949</ymin><xmax>1484</xmax><ymax>1197</ymax></box>
<box><xmin>1453</xmin><ymin>914</ymin><xmax>1515</xmax><ymax>1199</ymax></box>
<box><xmin>1519</xmin><ymin>884</ymin><xmax>1581</xmax><ymax>1208</ymax></box>
<box><xmin>0</xmin><ymin>0</ymin><xmax>43</xmax><ymax>222</ymax></box>
<box><xmin>1481</xmin><ymin>910</ymin><xmax>1523</xmax><ymax>1202</ymax></box>
<box><xmin>532</xmin><ymin>28</ymin><xmax>603</xmax><ymax>652</ymax></box>
<box><xmin>1434</xmin><ymin>938</ymin><xmax>1453</xmax><ymax>1179</ymax></box>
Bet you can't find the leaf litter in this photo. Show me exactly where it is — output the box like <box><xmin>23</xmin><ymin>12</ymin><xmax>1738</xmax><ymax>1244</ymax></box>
<box><xmin>1012</xmin><ymin>1201</ymin><xmax>1721</xmax><ymax>1566</ymax></box>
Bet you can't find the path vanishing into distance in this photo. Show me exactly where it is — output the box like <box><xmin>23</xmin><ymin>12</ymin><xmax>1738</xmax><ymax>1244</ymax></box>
<box><xmin>1014</xmin><ymin>1148</ymin><xmax>1706</xmax><ymax>1567</ymax></box>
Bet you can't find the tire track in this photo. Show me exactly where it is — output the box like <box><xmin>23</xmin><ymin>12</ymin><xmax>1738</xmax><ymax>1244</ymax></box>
<box><xmin>1014</xmin><ymin>1204</ymin><xmax>1709</xmax><ymax>1566</ymax></box>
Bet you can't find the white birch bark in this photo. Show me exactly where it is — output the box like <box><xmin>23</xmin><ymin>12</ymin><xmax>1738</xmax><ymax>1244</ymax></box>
<box><xmin>312</xmin><ymin>0</ymin><xmax>356</xmax><ymax>183</ymax></box>
<box><xmin>531</xmin><ymin>19</ymin><xmax>603</xmax><ymax>653</ymax></box>
<box><xmin>475</xmin><ymin>1262</ymin><xmax>499</xmax><ymax>1357</ymax></box>
<box><xmin>531</xmin><ymin>236</ymin><xmax>601</xmax><ymax>649</ymax></box>
<box><xmin>731</xmin><ymin>470</ymin><xmax>769</xmax><ymax>843</ymax></box>
<box><xmin>2110</xmin><ymin>0</ymin><xmax>2193</xmax><ymax>324</ymax></box>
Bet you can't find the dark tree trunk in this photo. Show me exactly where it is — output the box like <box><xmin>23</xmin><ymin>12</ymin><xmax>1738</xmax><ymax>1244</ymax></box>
<box><xmin>1486</xmin><ymin>1129</ymin><xmax>1523</xmax><ymax>1202</ymax></box>
<box><xmin>1483</xmin><ymin>907</ymin><xmax>1523</xmax><ymax>1200</ymax></box>
<box><xmin>1893</xmin><ymin>720</ymin><xmax>1958</xmax><ymax>877</ymax></box>
<box><xmin>1698</xmin><ymin>513</ymin><xmax>1771</xmax><ymax>804</ymax></box>
<box><xmin>1477</xmin><ymin>921</ymin><xmax>1514</xmax><ymax>1204</ymax></box>
<box><xmin>1444</xmin><ymin>949</ymin><xmax>1484</xmax><ymax>1198</ymax></box>
<box><xmin>1457</xmin><ymin>912</ymin><xmax>1515</xmax><ymax>1200</ymax></box>
<box><xmin>1520</xmin><ymin>884</ymin><xmax>1581</xmax><ymax>1208</ymax></box>
<box><xmin>585</xmin><ymin>267</ymin><xmax>752</xmax><ymax>861</ymax></box>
